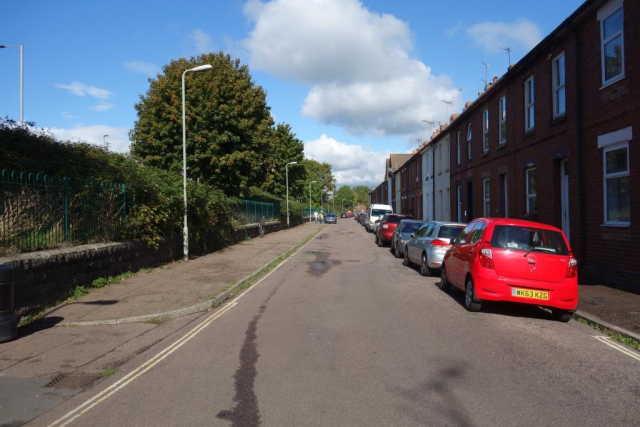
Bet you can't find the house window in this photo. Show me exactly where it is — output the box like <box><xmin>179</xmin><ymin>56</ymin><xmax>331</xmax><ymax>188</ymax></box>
<box><xmin>526</xmin><ymin>168</ymin><xmax>537</xmax><ymax>218</ymax></box>
<box><xmin>600</xmin><ymin>3</ymin><xmax>624</xmax><ymax>85</ymax></box>
<box><xmin>483</xmin><ymin>179</ymin><xmax>490</xmax><ymax>217</ymax></box>
<box><xmin>457</xmin><ymin>130</ymin><xmax>461</xmax><ymax>165</ymax></box>
<box><xmin>446</xmin><ymin>138</ymin><xmax>450</xmax><ymax>170</ymax></box>
<box><xmin>482</xmin><ymin>109</ymin><xmax>489</xmax><ymax>153</ymax></box>
<box><xmin>524</xmin><ymin>76</ymin><xmax>534</xmax><ymax>131</ymax></box>
<box><xmin>603</xmin><ymin>142</ymin><xmax>630</xmax><ymax>225</ymax></box>
<box><xmin>552</xmin><ymin>53</ymin><xmax>566</xmax><ymax>117</ymax></box>
<box><xmin>499</xmin><ymin>96</ymin><xmax>507</xmax><ymax>145</ymax></box>
<box><xmin>466</xmin><ymin>123</ymin><xmax>472</xmax><ymax>160</ymax></box>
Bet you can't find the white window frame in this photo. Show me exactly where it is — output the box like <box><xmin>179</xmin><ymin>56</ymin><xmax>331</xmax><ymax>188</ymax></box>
<box><xmin>498</xmin><ymin>96</ymin><xmax>507</xmax><ymax>145</ymax></box>
<box><xmin>599</xmin><ymin>0</ymin><xmax>625</xmax><ymax>87</ymax></box>
<box><xmin>524</xmin><ymin>76</ymin><xmax>534</xmax><ymax>131</ymax></box>
<box><xmin>552</xmin><ymin>52</ymin><xmax>566</xmax><ymax>118</ymax></box>
<box><xmin>482</xmin><ymin>109</ymin><xmax>489</xmax><ymax>153</ymax></box>
<box><xmin>483</xmin><ymin>178</ymin><xmax>490</xmax><ymax>217</ymax></box>
<box><xmin>603</xmin><ymin>141</ymin><xmax>630</xmax><ymax>226</ymax></box>
<box><xmin>526</xmin><ymin>167</ymin><xmax>537</xmax><ymax>216</ymax></box>
<box><xmin>457</xmin><ymin>184</ymin><xmax>462</xmax><ymax>222</ymax></box>
<box><xmin>466</xmin><ymin>123</ymin><xmax>472</xmax><ymax>160</ymax></box>
<box><xmin>457</xmin><ymin>130</ymin><xmax>461</xmax><ymax>165</ymax></box>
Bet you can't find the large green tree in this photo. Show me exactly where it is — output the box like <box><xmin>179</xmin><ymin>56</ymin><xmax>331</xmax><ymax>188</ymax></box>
<box><xmin>353</xmin><ymin>185</ymin><xmax>371</xmax><ymax>208</ymax></box>
<box><xmin>130</xmin><ymin>52</ymin><xmax>277</xmax><ymax>198</ymax></box>
<box><xmin>335</xmin><ymin>185</ymin><xmax>355</xmax><ymax>211</ymax></box>
<box><xmin>259</xmin><ymin>123</ymin><xmax>305</xmax><ymax>199</ymax></box>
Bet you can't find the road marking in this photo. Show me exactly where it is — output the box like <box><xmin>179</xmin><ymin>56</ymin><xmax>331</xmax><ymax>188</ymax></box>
<box><xmin>47</xmin><ymin>301</ymin><xmax>238</xmax><ymax>427</ymax></box>
<box><xmin>48</xmin><ymin>226</ymin><xmax>325</xmax><ymax>426</ymax></box>
<box><xmin>593</xmin><ymin>336</ymin><xmax>640</xmax><ymax>361</ymax></box>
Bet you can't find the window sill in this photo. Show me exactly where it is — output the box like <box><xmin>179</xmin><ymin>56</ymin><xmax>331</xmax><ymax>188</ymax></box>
<box><xmin>600</xmin><ymin>74</ymin><xmax>625</xmax><ymax>90</ymax></box>
<box><xmin>550</xmin><ymin>114</ymin><xmax>566</xmax><ymax>125</ymax></box>
<box><xmin>523</xmin><ymin>129</ymin><xmax>534</xmax><ymax>138</ymax></box>
<box><xmin>601</xmin><ymin>223</ymin><xmax>630</xmax><ymax>228</ymax></box>
<box><xmin>498</xmin><ymin>143</ymin><xmax>507</xmax><ymax>149</ymax></box>
<box><xmin>481</xmin><ymin>151</ymin><xmax>489</xmax><ymax>157</ymax></box>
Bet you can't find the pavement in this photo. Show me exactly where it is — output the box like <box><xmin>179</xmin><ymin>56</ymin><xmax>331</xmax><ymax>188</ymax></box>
<box><xmin>0</xmin><ymin>221</ymin><xmax>324</xmax><ymax>426</ymax></box>
<box><xmin>0</xmin><ymin>217</ymin><xmax>638</xmax><ymax>425</ymax></box>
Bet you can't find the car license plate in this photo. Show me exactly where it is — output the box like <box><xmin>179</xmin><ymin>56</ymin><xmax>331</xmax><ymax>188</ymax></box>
<box><xmin>511</xmin><ymin>288</ymin><xmax>549</xmax><ymax>300</ymax></box>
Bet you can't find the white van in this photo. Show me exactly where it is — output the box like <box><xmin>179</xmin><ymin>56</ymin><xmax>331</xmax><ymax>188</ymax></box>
<box><xmin>367</xmin><ymin>204</ymin><xmax>393</xmax><ymax>232</ymax></box>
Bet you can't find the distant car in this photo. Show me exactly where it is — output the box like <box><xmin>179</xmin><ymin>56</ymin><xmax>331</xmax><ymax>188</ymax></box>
<box><xmin>375</xmin><ymin>214</ymin><xmax>413</xmax><ymax>247</ymax></box>
<box><xmin>340</xmin><ymin>212</ymin><xmax>347</xmax><ymax>218</ymax></box>
<box><xmin>392</xmin><ymin>220</ymin><xmax>427</xmax><ymax>258</ymax></box>
<box><xmin>360</xmin><ymin>213</ymin><xmax>369</xmax><ymax>227</ymax></box>
<box><xmin>403</xmin><ymin>221</ymin><xmax>465</xmax><ymax>276</ymax></box>
<box><xmin>440</xmin><ymin>218</ymin><xmax>578</xmax><ymax>321</ymax></box>
<box><xmin>325</xmin><ymin>213</ymin><xmax>337</xmax><ymax>224</ymax></box>
<box><xmin>367</xmin><ymin>204</ymin><xmax>393</xmax><ymax>233</ymax></box>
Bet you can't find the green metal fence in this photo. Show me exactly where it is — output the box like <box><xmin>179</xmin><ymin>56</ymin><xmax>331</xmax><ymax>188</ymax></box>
<box><xmin>0</xmin><ymin>170</ymin><xmax>127</xmax><ymax>253</ymax></box>
<box><xmin>236</xmin><ymin>200</ymin><xmax>280</xmax><ymax>224</ymax></box>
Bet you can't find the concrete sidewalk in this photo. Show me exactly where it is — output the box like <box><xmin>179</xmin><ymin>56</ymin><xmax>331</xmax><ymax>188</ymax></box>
<box><xmin>0</xmin><ymin>222</ymin><xmax>324</xmax><ymax>426</ymax></box>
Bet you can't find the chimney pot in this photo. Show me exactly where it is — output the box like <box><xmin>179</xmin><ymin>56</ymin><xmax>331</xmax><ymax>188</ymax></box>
<box><xmin>465</xmin><ymin>101</ymin><xmax>473</xmax><ymax>108</ymax></box>
<box><xmin>493</xmin><ymin>76</ymin><xmax>499</xmax><ymax>84</ymax></box>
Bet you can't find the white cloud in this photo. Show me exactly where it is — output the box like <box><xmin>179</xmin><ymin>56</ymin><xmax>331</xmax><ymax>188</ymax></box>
<box><xmin>467</xmin><ymin>19</ymin><xmax>543</xmax><ymax>54</ymax></box>
<box><xmin>48</xmin><ymin>125</ymin><xmax>131</xmax><ymax>153</ymax></box>
<box><xmin>55</xmin><ymin>81</ymin><xmax>113</xmax><ymax>100</ymax></box>
<box><xmin>89</xmin><ymin>100</ymin><xmax>116</xmax><ymax>112</ymax></box>
<box><xmin>61</xmin><ymin>111</ymin><xmax>75</xmax><ymax>120</ymax></box>
<box><xmin>243</xmin><ymin>0</ymin><xmax>459</xmax><ymax>136</ymax></box>
<box><xmin>445</xmin><ymin>22</ymin><xmax>463</xmax><ymax>38</ymax></box>
<box><xmin>124</xmin><ymin>60</ymin><xmax>160</xmax><ymax>77</ymax></box>
<box><xmin>190</xmin><ymin>28</ymin><xmax>212</xmax><ymax>54</ymax></box>
<box><xmin>304</xmin><ymin>134</ymin><xmax>392</xmax><ymax>188</ymax></box>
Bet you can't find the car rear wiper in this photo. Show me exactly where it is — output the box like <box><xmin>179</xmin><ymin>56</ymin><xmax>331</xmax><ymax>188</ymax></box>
<box><xmin>523</xmin><ymin>247</ymin><xmax>556</xmax><ymax>257</ymax></box>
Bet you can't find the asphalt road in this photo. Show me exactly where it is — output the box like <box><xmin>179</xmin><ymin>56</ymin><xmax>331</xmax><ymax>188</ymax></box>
<box><xmin>30</xmin><ymin>219</ymin><xmax>640</xmax><ymax>427</ymax></box>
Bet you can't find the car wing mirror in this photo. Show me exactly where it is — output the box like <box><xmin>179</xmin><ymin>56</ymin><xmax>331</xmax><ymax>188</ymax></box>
<box><xmin>449</xmin><ymin>237</ymin><xmax>456</xmax><ymax>246</ymax></box>
<box><xmin>410</xmin><ymin>233</ymin><xmax>415</xmax><ymax>238</ymax></box>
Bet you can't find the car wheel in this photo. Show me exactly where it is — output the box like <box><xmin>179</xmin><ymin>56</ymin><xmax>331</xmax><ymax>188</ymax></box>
<box><xmin>551</xmin><ymin>309</ymin><xmax>573</xmax><ymax>323</ymax></box>
<box><xmin>390</xmin><ymin>241</ymin><xmax>396</xmax><ymax>255</ymax></box>
<box><xmin>377</xmin><ymin>233</ymin><xmax>383</xmax><ymax>247</ymax></box>
<box><xmin>403</xmin><ymin>247</ymin><xmax>410</xmax><ymax>266</ymax></box>
<box><xmin>394</xmin><ymin>243</ymin><xmax>402</xmax><ymax>259</ymax></box>
<box><xmin>464</xmin><ymin>277</ymin><xmax>482</xmax><ymax>312</ymax></box>
<box><xmin>420</xmin><ymin>253</ymin><xmax>429</xmax><ymax>276</ymax></box>
<box><xmin>439</xmin><ymin>265</ymin><xmax>451</xmax><ymax>292</ymax></box>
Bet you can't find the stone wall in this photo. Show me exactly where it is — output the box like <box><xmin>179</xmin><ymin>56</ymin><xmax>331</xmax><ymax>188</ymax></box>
<box><xmin>0</xmin><ymin>220</ymin><xmax>296</xmax><ymax>316</ymax></box>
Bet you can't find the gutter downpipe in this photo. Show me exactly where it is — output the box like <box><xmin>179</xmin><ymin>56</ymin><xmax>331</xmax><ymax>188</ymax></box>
<box><xmin>432</xmin><ymin>144</ymin><xmax>436</xmax><ymax>220</ymax></box>
<box><xmin>572</xmin><ymin>24</ymin><xmax>587</xmax><ymax>270</ymax></box>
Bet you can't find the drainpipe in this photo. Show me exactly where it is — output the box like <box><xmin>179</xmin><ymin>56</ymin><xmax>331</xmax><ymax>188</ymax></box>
<box><xmin>572</xmin><ymin>25</ymin><xmax>586</xmax><ymax>268</ymax></box>
<box><xmin>432</xmin><ymin>144</ymin><xmax>436</xmax><ymax>220</ymax></box>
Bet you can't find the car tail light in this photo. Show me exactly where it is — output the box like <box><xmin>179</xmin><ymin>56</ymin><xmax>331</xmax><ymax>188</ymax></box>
<box><xmin>430</xmin><ymin>239</ymin><xmax>449</xmax><ymax>247</ymax></box>
<box><xmin>566</xmin><ymin>253</ymin><xmax>578</xmax><ymax>278</ymax></box>
<box><xmin>382</xmin><ymin>224</ymin><xmax>388</xmax><ymax>229</ymax></box>
<box><xmin>479</xmin><ymin>241</ymin><xmax>494</xmax><ymax>269</ymax></box>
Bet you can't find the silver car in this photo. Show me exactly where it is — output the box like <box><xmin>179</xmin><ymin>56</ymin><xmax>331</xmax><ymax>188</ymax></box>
<box><xmin>403</xmin><ymin>221</ymin><xmax>466</xmax><ymax>276</ymax></box>
<box><xmin>392</xmin><ymin>220</ymin><xmax>427</xmax><ymax>258</ymax></box>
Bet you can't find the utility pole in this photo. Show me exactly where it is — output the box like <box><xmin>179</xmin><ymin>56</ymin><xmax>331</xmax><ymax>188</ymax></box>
<box><xmin>499</xmin><ymin>47</ymin><xmax>511</xmax><ymax>66</ymax></box>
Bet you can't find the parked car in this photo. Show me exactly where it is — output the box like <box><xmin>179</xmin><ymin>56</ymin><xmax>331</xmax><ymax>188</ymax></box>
<box><xmin>375</xmin><ymin>214</ymin><xmax>413</xmax><ymax>247</ymax></box>
<box><xmin>391</xmin><ymin>219</ymin><xmax>428</xmax><ymax>258</ymax></box>
<box><xmin>325</xmin><ymin>213</ymin><xmax>337</xmax><ymax>224</ymax></box>
<box><xmin>340</xmin><ymin>212</ymin><xmax>347</xmax><ymax>218</ymax></box>
<box><xmin>440</xmin><ymin>218</ymin><xmax>578</xmax><ymax>321</ymax></box>
<box><xmin>367</xmin><ymin>204</ymin><xmax>393</xmax><ymax>232</ymax></box>
<box><xmin>403</xmin><ymin>221</ymin><xmax>465</xmax><ymax>276</ymax></box>
<box><xmin>360</xmin><ymin>213</ymin><xmax>369</xmax><ymax>227</ymax></box>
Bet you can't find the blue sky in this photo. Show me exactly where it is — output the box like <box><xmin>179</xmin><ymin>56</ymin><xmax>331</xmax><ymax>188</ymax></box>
<box><xmin>1</xmin><ymin>0</ymin><xmax>583</xmax><ymax>188</ymax></box>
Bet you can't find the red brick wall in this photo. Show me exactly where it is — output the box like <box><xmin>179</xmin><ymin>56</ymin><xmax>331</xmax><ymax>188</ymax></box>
<box><xmin>578</xmin><ymin>0</ymin><xmax>640</xmax><ymax>290</ymax></box>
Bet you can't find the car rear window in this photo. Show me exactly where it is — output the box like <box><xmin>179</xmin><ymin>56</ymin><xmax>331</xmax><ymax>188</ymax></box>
<box><xmin>438</xmin><ymin>226</ymin><xmax>464</xmax><ymax>239</ymax></box>
<box><xmin>402</xmin><ymin>222</ymin><xmax>423</xmax><ymax>232</ymax></box>
<box><xmin>490</xmin><ymin>225</ymin><xmax>569</xmax><ymax>255</ymax></box>
<box><xmin>385</xmin><ymin>216</ymin><xmax>402</xmax><ymax>223</ymax></box>
<box><xmin>372</xmin><ymin>209</ymin><xmax>392</xmax><ymax>216</ymax></box>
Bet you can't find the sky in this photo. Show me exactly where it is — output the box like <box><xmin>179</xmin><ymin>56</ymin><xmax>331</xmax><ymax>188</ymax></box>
<box><xmin>1</xmin><ymin>0</ymin><xmax>584</xmax><ymax>188</ymax></box>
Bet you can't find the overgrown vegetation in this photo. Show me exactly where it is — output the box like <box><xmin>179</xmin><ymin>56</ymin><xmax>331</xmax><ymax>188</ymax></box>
<box><xmin>575</xmin><ymin>316</ymin><xmax>640</xmax><ymax>350</ymax></box>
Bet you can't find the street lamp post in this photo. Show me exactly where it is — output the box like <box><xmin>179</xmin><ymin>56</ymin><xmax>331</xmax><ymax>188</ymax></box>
<box><xmin>286</xmin><ymin>161</ymin><xmax>298</xmax><ymax>228</ymax></box>
<box><xmin>182</xmin><ymin>64</ymin><xmax>213</xmax><ymax>261</ymax></box>
<box><xmin>103</xmin><ymin>134</ymin><xmax>109</xmax><ymax>150</ymax></box>
<box><xmin>0</xmin><ymin>44</ymin><xmax>24</xmax><ymax>125</ymax></box>
<box><xmin>309</xmin><ymin>180</ymin><xmax>317</xmax><ymax>223</ymax></box>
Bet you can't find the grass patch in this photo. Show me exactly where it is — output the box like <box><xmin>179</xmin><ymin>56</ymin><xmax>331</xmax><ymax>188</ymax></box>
<box><xmin>144</xmin><ymin>316</ymin><xmax>167</xmax><ymax>325</ymax></box>
<box><xmin>575</xmin><ymin>317</ymin><xmax>640</xmax><ymax>350</ymax></box>
<box><xmin>99</xmin><ymin>367</ymin><xmax>118</xmax><ymax>377</ymax></box>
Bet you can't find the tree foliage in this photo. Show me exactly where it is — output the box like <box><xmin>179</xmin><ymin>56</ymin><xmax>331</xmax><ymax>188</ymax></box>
<box><xmin>130</xmin><ymin>52</ymin><xmax>279</xmax><ymax>198</ymax></box>
<box><xmin>353</xmin><ymin>185</ymin><xmax>371</xmax><ymax>208</ymax></box>
<box><xmin>334</xmin><ymin>185</ymin><xmax>356</xmax><ymax>211</ymax></box>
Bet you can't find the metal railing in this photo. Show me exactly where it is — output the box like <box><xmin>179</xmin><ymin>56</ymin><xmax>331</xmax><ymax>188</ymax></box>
<box><xmin>0</xmin><ymin>170</ymin><xmax>127</xmax><ymax>254</ymax></box>
<box><xmin>236</xmin><ymin>200</ymin><xmax>280</xmax><ymax>224</ymax></box>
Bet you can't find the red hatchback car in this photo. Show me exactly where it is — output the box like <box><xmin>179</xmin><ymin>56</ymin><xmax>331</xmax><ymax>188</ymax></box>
<box><xmin>375</xmin><ymin>214</ymin><xmax>413</xmax><ymax>247</ymax></box>
<box><xmin>440</xmin><ymin>218</ymin><xmax>578</xmax><ymax>322</ymax></box>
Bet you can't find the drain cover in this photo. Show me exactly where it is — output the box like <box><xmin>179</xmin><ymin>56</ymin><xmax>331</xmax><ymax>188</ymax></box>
<box><xmin>305</xmin><ymin>251</ymin><xmax>322</xmax><ymax>255</ymax></box>
<box><xmin>45</xmin><ymin>373</ymin><xmax>99</xmax><ymax>389</ymax></box>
